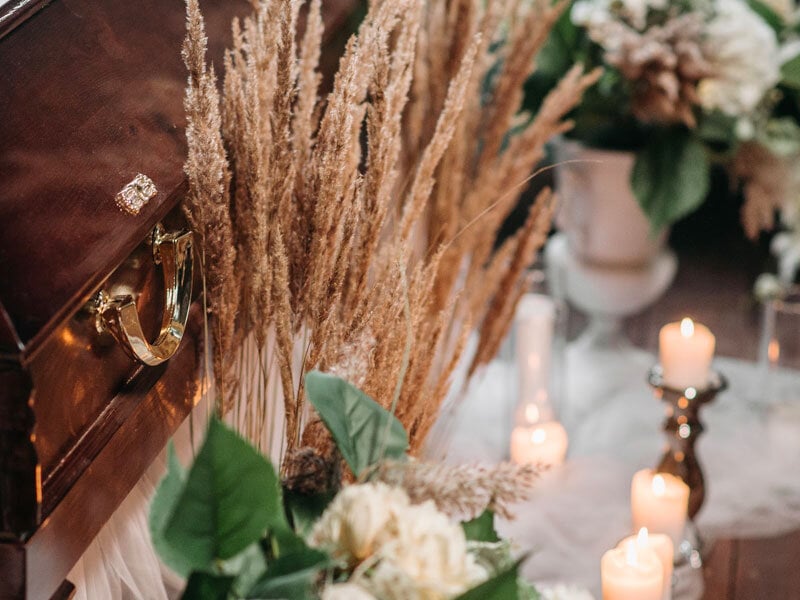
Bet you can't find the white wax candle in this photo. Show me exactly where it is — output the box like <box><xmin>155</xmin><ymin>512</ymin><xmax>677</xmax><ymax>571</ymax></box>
<box><xmin>618</xmin><ymin>528</ymin><xmax>674</xmax><ymax>600</ymax></box>
<box><xmin>601</xmin><ymin>539</ymin><xmax>663</xmax><ymax>600</ymax></box>
<box><xmin>515</xmin><ymin>294</ymin><xmax>555</xmax><ymax>405</ymax></box>
<box><xmin>510</xmin><ymin>421</ymin><xmax>568</xmax><ymax>467</ymax></box>
<box><xmin>658</xmin><ymin>318</ymin><xmax>715</xmax><ymax>390</ymax></box>
<box><xmin>631</xmin><ymin>469</ymin><xmax>689</xmax><ymax>548</ymax></box>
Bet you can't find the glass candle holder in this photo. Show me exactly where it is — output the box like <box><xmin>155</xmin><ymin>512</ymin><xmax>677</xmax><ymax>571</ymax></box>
<box><xmin>757</xmin><ymin>285</ymin><xmax>800</xmax><ymax>406</ymax></box>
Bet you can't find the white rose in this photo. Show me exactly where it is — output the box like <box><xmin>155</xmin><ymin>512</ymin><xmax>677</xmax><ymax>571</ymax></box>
<box><xmin>699</xmin><ymin>0</ymin><xmax>781</xmax><ymax>117</ymax></box>
<box><xmin>368</xmin><ymin>500</ymin><xmax>486</xmax><ymax>599</ymax></box>
<box><xmin>309</xmin><ymin>483</ymin><xmax>409</xmax><ymax>563</ymax></box>
<box><xmin>321</xmin><ymin>583</ymin><xmax>377</xmax><ymax>600</ymax></box>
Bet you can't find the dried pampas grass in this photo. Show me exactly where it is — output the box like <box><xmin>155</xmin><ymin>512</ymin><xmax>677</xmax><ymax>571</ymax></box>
<box><xmin>181</xmin><ymin>0</ymin><xmax>596</xmax><ymax>465</ymax></box>
<box><xmin>376</xmin><ymin>460</ymin><xmax>540</xmax><ymax>520</ymax></box>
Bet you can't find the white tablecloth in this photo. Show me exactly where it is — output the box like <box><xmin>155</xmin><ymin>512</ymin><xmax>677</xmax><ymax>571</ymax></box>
<box><xmin>443</xmin><ymin>343</ymin><xmax>800</xmax><ymax>597</ymax></box>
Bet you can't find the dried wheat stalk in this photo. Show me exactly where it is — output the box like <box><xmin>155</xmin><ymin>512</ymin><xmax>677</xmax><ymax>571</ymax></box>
<box><xmin>181</xmin><ymin>0</ymin><xmax>595</xmax><ymax>462</ymax></box>
<box><xmin>376</xmin><ymin>460</ymin><xmax>540</xmax><ymax>520</ymax></box>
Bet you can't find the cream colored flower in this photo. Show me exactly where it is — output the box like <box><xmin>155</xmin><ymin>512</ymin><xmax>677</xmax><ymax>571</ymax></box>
<box><xmin>699</xmin><ymin>0</ymin><xmax>781</xmax><ymax>117</ymax></box>
<box><xmin>309</xmin><ymin>483</ymin><xmax>409</xmax><ymax>563</ymax></box>
<box><xmin>321</xmin><ymin>583</ymin><xmax>377</xmax><ymax>600</ymax></box>
<box><xmin>368</xmin><ymin>500</ymin><xmax>487</xmax><ymax>599</ymax></box>
<box><xmin>572</xmin><ymin>0</ymin><xmax>667</xmax><ymax>31</ymax></box>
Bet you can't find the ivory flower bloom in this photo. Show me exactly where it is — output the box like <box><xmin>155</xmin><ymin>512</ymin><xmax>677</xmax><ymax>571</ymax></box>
<box><xmin>310</xmin><ymin>484</ymin><xmax>487</xmax><ymax>599</ymax></box>
<box><xmin>321</xmin><ymin>583</ymin><xmax>377</xmax><ymax>600</ymax></box>
<box><xmin>698</xmin><ymin>0</ymin><xmax>781</xmax><ymax>117</ymax></box>
<box><xmin>309</xmin><ymin>483</ymin><xmax>409</xmax><ymax>563</ymax></box>
<box><xmin>572</xmin><ymin>0</ymin><xmax>667</xmax><ymax>31</ymax></box>
<box><xmin>369</xmin><ymin>500</ymin><xmax>486</xmax><ymax>599</ymax></box>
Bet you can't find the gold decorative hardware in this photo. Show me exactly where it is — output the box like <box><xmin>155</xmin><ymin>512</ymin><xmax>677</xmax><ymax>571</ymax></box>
<box><xmin>115</xmin><ymin>173</ymin><xmax>158</xmax><ymax>215</ymax></box>
<box><xmin>93</xmin><ymin>223</ymin><xmax>193</xmax><ymax>366</ymax></box>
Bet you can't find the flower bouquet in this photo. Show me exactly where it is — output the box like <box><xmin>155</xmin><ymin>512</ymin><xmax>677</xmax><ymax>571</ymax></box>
<box><xmin>528</xmin><ymin>0</ymin><xmax>798</xmax><ymax>231</ymax></box>
<box><xmin>150</xmin><ymin>372</ymin><xmax>541</xmax><ymax>599</ymax></box>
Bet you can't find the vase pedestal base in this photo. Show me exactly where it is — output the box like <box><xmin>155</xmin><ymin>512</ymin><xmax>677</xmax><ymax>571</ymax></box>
<box><xmin>546</xmin><ymin>233</ymin><xmax>677</xmax><ymax>351</ymax></box>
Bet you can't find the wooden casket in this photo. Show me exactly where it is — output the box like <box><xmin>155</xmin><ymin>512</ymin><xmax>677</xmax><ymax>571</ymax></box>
<box><xmin>0</xmin><ymin>1</ymin><xmax>248</xmax><ymax>597</ymax></box>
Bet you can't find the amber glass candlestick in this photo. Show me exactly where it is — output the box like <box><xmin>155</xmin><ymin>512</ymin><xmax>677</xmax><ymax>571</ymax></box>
<box><xmin>648</xmin><ymin>366</ymin><xmax>728</xmax><ymax>520</ymax></box>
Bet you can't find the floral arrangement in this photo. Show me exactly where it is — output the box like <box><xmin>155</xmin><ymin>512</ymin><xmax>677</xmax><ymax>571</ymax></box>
<box><xmin>181</xmin><ymin>0</ymin><xmax>597</xmax><ymax>466</ymax></box>
<box><xmin>528</xmin><ymin>0</ymin><xmax>800</xmax><ymax>231</ymax></box>
<box><xmin>150</xmin><ymin>371</ymin><xmax>542</xmax><ymax>599</ymax></box>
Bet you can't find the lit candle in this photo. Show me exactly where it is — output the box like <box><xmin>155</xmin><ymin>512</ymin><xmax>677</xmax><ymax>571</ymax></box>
<box><xmin>510</xmin><ymin>420</ymin><xmax>568</xmax><ymax>467</ymax></box>
<box><xmin>631</xmin><ymin>469</ymin><xmax>689</xmax><ymax>548</ymax></box>
<box><xmin>515</xmin><ymin>294</ymin><xmax>555</xmax><ymax>405</ymax></box>
<box><xmin>601</xmin><ymin>538</ymin><xmax>663</xmax><ymax>600</ymax></box>
<box><xmin>658</xmin><ymin>318</ymin><xmax>715</xmax><ymax>390</ymax></box>
<box><xmin>618</xmin><ymin>528</ymin><xmax>674</xmax><ymax>600</ymax></box>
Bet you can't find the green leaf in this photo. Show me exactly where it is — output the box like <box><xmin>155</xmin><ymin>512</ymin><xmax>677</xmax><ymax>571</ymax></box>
<box><xmin>462</xmin><ymin>510</ymin><xmax>500</xmax><ymax>543</ymax></box>
<box><xmin>162</xmin><ymin>418</ymin><xmax>285</xmax><ymax>572</ymax></box>
<box><xmin>181</xmin><ymin>572</ymin><xmax>234</xmax><ymax>600</ymax></box>
<box><xmin>266</xmin><ymin>522</ymin><xmax>309</xmax><ymax>558</ymax></box>
<box><xmin>284</xmin><ymin>489</ymin><xmax>336</xmax><ymax>538</ymax></box>
<box><xmin>223</xmin><ymin>544</ymin><xmax>269</xmax><ymax>598</ymax></box>
<box><xmin>454</xmin><ymin>558</ymin><xmax>525</xmax><ymax>600</ymax></box>
<box><xmin>245</xmin><ymin>547</ymin><xmax>330</xmax><ymax>599</ymax></box>
<box><xmin>150</xmin><ymin>443</ymin><xmax>194</xmax><ymax>576</ymax></box>
<box><xmin>748</xmin><ymin>0</ymin><xmax>784</xmax><ymax>33</ymax></box>
<box><xmin>782</xmin><ymin>53</ymin><xmax>800</xmax><ymax>90</ymax></box>
<box><xmin>631</xmin><ymin>129</ymin><xmax>709</xmax><ymax>230</ymax></box>
<box><xmin>304</xmin><ymin>371</ymin><xmax>408</xmax><ymax>477</ymax></box>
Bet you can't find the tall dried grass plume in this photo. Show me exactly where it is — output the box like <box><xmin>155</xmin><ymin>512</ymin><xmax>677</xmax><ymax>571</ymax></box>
<box><xmin>181</xmin><ymin>0</ymin><xmax>598</xmax><ymax>465</ymax></box>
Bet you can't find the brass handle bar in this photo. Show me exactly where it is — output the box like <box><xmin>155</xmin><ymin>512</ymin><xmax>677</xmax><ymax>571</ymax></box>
<box><xmin>97</xmin><ymin>223</ymin><xmax>194</xmax><ymax>366</ymax></box>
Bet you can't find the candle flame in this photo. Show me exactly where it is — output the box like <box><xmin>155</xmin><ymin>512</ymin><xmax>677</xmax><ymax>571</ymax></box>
<box><xmin>531</xmin><ymin>428</ymin><xmax>547</xmax><ymax>444</ymax></box>
<box><xmin>652</xmin><ymin>474</ymin><xmax>666</xmax><ymax>497</ymax></box>
<box><xmin>680</xmin><ymin>318</ymin><xmax>694</xmax><ymax>338</ymax></box>
<box><xmin>637</xmin><ymin>527</ymin><xmax>649</xmax><ymax>547</ymax></box>
<box><xmin>525</xmin><ymin>404</ymin><xmax>540</xmax><ymax>423</ymax></box>
<box><xmin>625</xmin><ymin>540</ymin><xmax>638</xmax><ymax>566</ymax></box>
<box><xmin>768</xmin><ymin>339</ymin><xmax>780</xmax><ymax>364</ymax></box>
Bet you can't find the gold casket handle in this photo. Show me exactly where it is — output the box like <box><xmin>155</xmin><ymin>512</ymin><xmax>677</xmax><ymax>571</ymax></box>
<box><xmin>98</xmin><ymin>224</ymin><xmax>194</xmax><ymax>366</ymax></box>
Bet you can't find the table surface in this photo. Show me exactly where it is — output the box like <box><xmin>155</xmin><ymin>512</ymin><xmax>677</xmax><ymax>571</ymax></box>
<box><xmin>445</xmin><ymin>206</ymin><xmax>800</xmax><ymax>598</ymax></box>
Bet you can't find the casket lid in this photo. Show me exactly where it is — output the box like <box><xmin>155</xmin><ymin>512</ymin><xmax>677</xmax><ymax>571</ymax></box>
<box><xmin>0</xmin><ymin>0</ymin><xmax>242</xmax><ymax>363</ymax></box>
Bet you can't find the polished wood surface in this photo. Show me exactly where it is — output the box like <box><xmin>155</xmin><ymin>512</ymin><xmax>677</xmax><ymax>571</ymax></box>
<box><xmin>0</xmin><ymin>0</ymin><xmax>250</xmax><ymax>598</ymax></box>
<box><xmin>0</xmin><ymin>0</ymin><xmax>242</xmax><ymax>360</ymax></box>
<box><xmin>702</xmin><ymin>530</ymin><xmax>800</xmax><ymax>600</ymax></box>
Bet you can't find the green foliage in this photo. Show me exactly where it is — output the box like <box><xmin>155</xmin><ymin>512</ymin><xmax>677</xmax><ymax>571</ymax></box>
<box><xmin>462</xmin><ymin>510</ymin><xmax>500</xmax><ymax>543</ymax></box>
<box><xmin>455</xmin><ymin>559</ymin><xmax>526</xmax><ymax>600</ymax></box>
<box><xmin>245</xmin><ymin>547</ymin><xmax>330</xmax><ymax>599</ymax></box>
<box><xmin>305</xmin><ymin>370</ymin><xmax>408</xmax><ymax>477</ymax></box>
<box><xmin>150</xmin><ymin>374</ymin><xmax>534</xmax><ymax>599</ymax></box>
<box><xmin>631</xmin><ymin>129</ymin><xmax>710</xmax><ymax>230</ymax></box>
<box><xmin>748</xmin><ymin>0</ymin><xmax>784</xmax><ymax>33</ymax></box>
<box><xmin>150</xmin><ymin>443</ymin><xmax>194</xmax><ymax>576</ymax></box>
<box><xmin>284</xmin><ymin>489</ymin><xmax>336</xmax><ymax>537</ymax></box>
<box><xmin>182</xmin><ymin>572</ymin><xmax>235</xmax><ymax>600</ymax></box>
<box><xmin>152</xmin><ymin>419</ymin><xmax>284</xmax><ymax>573</ymax></box>
<box><xmin>782</xmin><ymin>53</ymin><xmax>800</xmax><ymax>90</ymax></box>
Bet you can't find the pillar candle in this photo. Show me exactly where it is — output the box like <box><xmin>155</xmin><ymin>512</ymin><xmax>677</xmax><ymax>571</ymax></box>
<box><xmin>601</xmin><ymin>539</ymin><xmax>663</xmax><ymax>600</ymax></box>
<box><xmin>658</xmin><ymin>318</ymin><xmax>715</xmax><ymax>390</ymax></box>
<box><xmin>510</xmin><ymin>421</ymin><xmax>568</xmax><ymax>467</ymax></box>
<box><xmin>618</xmin><ymin>528</ymin><xmax>674</xmax><ymax>600</ymax></box>
<box><xmin>631</xmin><ymin>469</ymin><xmax>689</xmax><ymax>548</ymax></box>
<box><xmin>515</xmin><ymin>294</ymin><xmax>555</xmax><ymax>405</ymax></box>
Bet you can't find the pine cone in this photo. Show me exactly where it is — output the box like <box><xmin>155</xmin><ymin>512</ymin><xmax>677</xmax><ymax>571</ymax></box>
<box><xmin>603</xmin><ymin>13</ymin><xmax>712</xmax><ymax>127</ymax></box>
